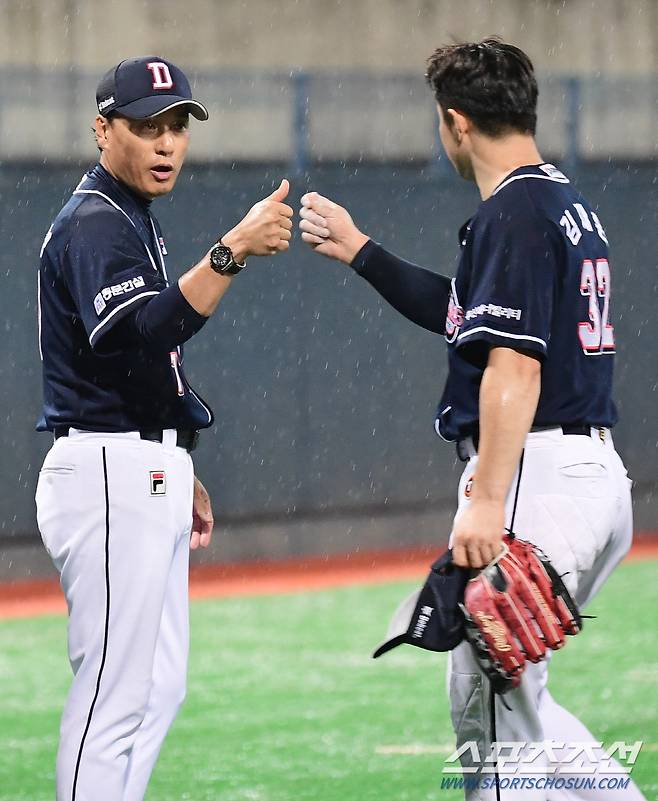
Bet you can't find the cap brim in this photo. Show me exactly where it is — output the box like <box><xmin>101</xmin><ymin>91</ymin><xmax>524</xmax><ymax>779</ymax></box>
<box><xmin>113</xmin><ymin>95</ymin><xmax>209</xmax><ymax>121</ymax></box>
<box><xmin>371</xmin><ymin>549</ymin><xmax>469</xmax><ymax>659</ymax></box>
<box><xmin>372</xmin><ymin>588</ymin><xmax>422</xmax><ymax>658</ymax></box>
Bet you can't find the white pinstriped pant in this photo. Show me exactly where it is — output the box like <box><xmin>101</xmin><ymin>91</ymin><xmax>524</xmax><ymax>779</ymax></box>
<box><xmin>36</xmin><ymin>429</ymin><xmax>194</xmax><ymax>801</ymax></box>
<box><xmin>447</xmin><ymin>427</ymin><xmax>647</xmax><ymax>801</ymax></box>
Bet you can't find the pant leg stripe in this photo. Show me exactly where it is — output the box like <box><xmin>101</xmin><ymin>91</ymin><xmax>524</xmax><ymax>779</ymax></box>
<box><xmin>508</xmin><ymin>448</ymin><xmax>525</xmax><ymax>535</ymax></box>
<box><xmin>71</xmin><ymin>446</ymin><xmax>112</xmax><ymax>801</ymax></box>
<box><xmin>490</xmin><ymin>690</ymin><xmax>501</xmax><ymax>801</ymax></box>
<box><xmin>490</xmin><ymin>449</ymin><xmax>525</xmax><ymax>801</ymax></box>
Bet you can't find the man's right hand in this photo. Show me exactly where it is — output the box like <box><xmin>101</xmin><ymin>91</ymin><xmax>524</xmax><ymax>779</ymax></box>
<box><xmin>299</xmin><ymin>192</ymin><xmax>370</xmax><ymax>265</ymax></box>
<box><xmin>222</xmin><ymin>179</ymin><xmax>293</xmax><ymax>262</ymax></box>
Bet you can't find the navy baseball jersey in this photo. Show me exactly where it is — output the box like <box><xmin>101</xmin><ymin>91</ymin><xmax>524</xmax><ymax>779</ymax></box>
<box><xmin>37</xmin><ymin>164</ymin><xmax>214</xmax><ymax>432</ymax></box>
<box><xmin>436</xmin><ymin>163</ymin><xmax>617</xmax><ymax>442</ymax></box>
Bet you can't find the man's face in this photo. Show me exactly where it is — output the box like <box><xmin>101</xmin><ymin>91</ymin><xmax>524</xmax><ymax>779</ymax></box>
<box><xmin>97</xmin><ymin>108</ymin><xmax>190</xmax><ymax>199</ymax></box>
<box><xmin>437</xmin><ymin>105</ymin><xmax>474</xmax><ymax>182</ymax></box>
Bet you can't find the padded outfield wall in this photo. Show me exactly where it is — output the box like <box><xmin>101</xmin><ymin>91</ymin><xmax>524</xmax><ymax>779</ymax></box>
<box><xmin>0</xmin><ymin>162</ymin><xmax>656</xmax><ymax>560</ymax></box>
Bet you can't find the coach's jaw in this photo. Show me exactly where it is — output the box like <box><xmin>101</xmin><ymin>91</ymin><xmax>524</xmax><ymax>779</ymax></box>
<box><xmin>94</xmin><ymin>108</ymin><xmax>190</xmax><ymax>200</ymax></box>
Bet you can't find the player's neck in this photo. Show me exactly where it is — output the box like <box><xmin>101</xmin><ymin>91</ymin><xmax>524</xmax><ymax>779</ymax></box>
<box><xmin>97</xmin><ymin>156</ymin><xmax>152</xmax><ymax>207</ymax></box>
<box><xmin>469</xmin><ymin>134</ymin><xmax>544</xmax><ymax>201</ymax></box>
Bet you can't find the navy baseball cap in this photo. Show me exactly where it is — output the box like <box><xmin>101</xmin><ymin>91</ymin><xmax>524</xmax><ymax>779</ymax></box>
<box><xmin>96</xmin><ymin>56</ymin><xmax>208</xmax><ymax>121</ymax></box>
<box><xmin>372</xmin><ymin>549</ymin><xmax>468</xmax><ymax>658</ymax></box>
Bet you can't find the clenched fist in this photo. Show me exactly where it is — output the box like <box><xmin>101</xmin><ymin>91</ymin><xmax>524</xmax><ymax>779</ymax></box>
<box><xmin>223</xmin><ymin>179</ymin><xmax>294</xmax><ymax>260</ymax></box>
<box><xmin>299</xmin><ymin>191</ymin><xmax>369</xmax><ymax>265</ymax></box>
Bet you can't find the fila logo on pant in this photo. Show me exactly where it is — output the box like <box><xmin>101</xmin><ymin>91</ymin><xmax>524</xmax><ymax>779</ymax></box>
<box><xmin>150</xmin><ymin>471</ymin><xmax>166</xmax><ymax>495</ymax></box>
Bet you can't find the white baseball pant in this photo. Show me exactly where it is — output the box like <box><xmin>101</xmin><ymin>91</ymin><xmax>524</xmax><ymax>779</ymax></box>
<box><xmin>448</xmin><ymin>427</ymin><xmax>647</xmax><ymax>801</ymax></box>
<box><xmin>36</xmin><ymin>428</ymin><xmax>194</xmax><ymax>801</ymax></box>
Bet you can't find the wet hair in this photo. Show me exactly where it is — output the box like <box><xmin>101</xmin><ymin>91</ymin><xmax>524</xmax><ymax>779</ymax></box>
<box><xmin>425</xmin><ymin>37</ymin><xmax>538</xmax><ymax>137</ymax></box>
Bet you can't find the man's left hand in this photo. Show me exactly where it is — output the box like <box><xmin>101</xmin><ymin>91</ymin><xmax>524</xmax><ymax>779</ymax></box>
<box><xmin>451</xmin><ymin>499</ymin><xmax>506</xmax><ymax>568</ymax></box>
<box><xmin>191</xmin><ymin>476</ymin><xmax>213</xmax><ymax>550</ymax></box>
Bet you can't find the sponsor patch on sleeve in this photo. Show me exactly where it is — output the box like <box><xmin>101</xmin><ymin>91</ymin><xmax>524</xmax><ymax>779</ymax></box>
<box><xmin>94</xmin><ymin>292</ymin><xmax>107</xmax><ymax>316</ymax></box>
<box><xmin>94</xmin><ymin>275</ymin><xmax>146</xmax><ymax>315</ymax></box>
<box><xmin>465</xmin><ymin>303</ymin><xmax>523</xmax><ymax>322</ymax></box>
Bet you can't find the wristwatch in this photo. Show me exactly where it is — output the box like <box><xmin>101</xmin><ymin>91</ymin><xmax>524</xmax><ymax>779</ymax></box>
<box><xmin>209</xmin><ymin>240</ymin><xmax>246</xmax><ymax>276</ymax></box>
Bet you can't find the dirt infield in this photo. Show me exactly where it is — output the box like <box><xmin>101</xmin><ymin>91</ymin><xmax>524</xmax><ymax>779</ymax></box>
<box><xmin>1</xmin><ymin>534</ymin><xmax>657</xmax><ymax>620</ymax></box>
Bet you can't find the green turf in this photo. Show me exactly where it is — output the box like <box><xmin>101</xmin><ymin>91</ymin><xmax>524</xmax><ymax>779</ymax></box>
<box><xmin>0</xmin><ymin>561</ymin><xmax>656</xmax><ymax>800</ymax></box>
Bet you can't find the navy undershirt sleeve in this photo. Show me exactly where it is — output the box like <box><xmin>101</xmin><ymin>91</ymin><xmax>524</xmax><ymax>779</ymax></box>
<box><xmin>133</xmin><ymin>282</ymin><xmax>208</xmax><ymax>349</ymax></box>
<box><xmin>102</xmin><ymin>282</ymin><xmax>208</xmax><ymax>353</ymax></box>
<box><xmin>351</xmin><ymin>240</ymin><xmax>451</xmax><ymax>334</ymax></box>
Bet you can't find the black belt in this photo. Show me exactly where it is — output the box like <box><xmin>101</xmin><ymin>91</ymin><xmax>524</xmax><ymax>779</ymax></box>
<box><xmin>54</xmin><ymin>427</ymin><xmax>199</xmax><ymax>453</ymax></box>
<box><xmin>140</xmin><ymin>429</ymin><xmax>199</xmax><ymax>452</ymax></box>
<box><xmin>457</xmin><ymin>424</ymin><xmax>596</xmax><ymax>461</ymax></box>
<box><xmin>559</xmin><ymin>424</ymin><xmax>594</xmax><ymax>438</ymax></box>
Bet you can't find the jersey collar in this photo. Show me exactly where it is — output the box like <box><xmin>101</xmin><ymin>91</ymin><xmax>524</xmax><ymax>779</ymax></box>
<box><xmin>87</xmin><ymin>163</ymin><xmax>153</xmax><ymax>215</ymax></box>
<box><xmin>490</xmin><ymin>163</ymin><xmax>569</xmax><ymax>197</ymax></box>
<box><xmin>458</xmin><ymin>163</ymin><xmax>569</xmax><ymax>244</ymax></box>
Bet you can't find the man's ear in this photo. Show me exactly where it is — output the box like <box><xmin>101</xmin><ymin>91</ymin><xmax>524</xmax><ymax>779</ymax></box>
<box><xmin>94</xmin><ymin>115</ymin><xmax>110</xmax><ymax>151</ymax></box>
<box><xmin>446</xmin><ymin>108</ymin><xmax>470</xmax><ymax>143</ymax></box>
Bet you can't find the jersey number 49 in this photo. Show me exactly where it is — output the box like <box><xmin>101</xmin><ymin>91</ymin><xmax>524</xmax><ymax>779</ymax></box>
<box><xmin>578</xmin><ymin>259</ymin><xmax>615</xmax><ymax>355</ymax></box>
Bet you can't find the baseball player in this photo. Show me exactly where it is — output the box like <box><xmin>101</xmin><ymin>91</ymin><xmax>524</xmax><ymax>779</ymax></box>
<box><xmin>36</xmin><ymin>56</ymin><xmax>293</xmax><ymax>801</ymax></box>
<box><xmin>299</xmin><ymin>40</ymin><xmax>646</xmax><ymax>800</ymax></box>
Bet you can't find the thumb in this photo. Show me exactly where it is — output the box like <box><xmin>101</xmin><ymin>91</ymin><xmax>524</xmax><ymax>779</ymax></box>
<box><xmin>266</xmin><ymin>178</ymin><xmax>290</xmax><ymax>202</ymax></box>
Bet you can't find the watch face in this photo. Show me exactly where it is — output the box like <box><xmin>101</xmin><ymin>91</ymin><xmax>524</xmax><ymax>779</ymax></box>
<box><xmin>210</xmin><ymin>245</ymin><xmax>233</xmax><ymax>272</ymax></box>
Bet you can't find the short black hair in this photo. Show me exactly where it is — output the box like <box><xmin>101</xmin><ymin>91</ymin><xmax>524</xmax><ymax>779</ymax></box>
<box><xmin>425</xmin><ymin>38</ymin><xmax>538</xmax><ymax>137</ymax></box>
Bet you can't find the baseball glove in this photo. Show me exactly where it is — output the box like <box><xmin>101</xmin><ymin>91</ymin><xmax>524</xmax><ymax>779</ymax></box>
<box><xmin>460</xmin><ymin>534</ymin><xmax>582</xmax><ymax>694</ymax></box>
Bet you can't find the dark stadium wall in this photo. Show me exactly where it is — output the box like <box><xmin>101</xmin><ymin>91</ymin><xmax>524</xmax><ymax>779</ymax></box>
<box><xmin>1</xmin><ymin>162</ymin><xmax>656</xmax><ymax>550</ymax></box>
